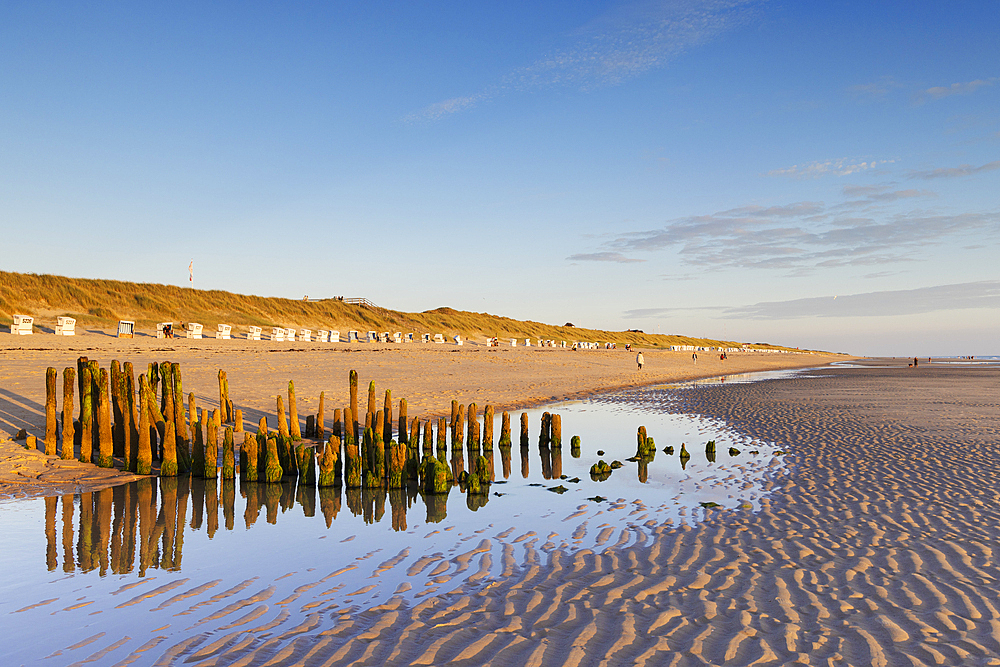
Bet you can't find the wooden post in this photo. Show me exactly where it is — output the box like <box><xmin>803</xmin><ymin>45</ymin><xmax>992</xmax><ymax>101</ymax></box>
<box><xmin>317</xmin><ymin>391</ymin><xmax>325</xmax><ymax>440</ymax></box>
<box><xmin>264</xmin><ymin>436</ymin><xmax>283</xmax><ymax>483</ymax></box>
<box><xmin>483</xmin><ymin>405</ymin><xmax>494</xmax><ymax>450</ymax></box>
<box><xmin>437</xmin><ymin>417</ymin><xmax>447</xmax><ymax>451</ymax></box>
<box><xmin>367</xmin><ymin>381</ymin><xmax>377</xmax><ymax>416</ymax></box>
<box><xmin>218</xmin><ymin>370</ymin><xmax>231</xmax><ymax>423</ymax></box>
<box><xmin>453</xmin><ymin>404</ymin><xmax>465</xmax><ymax>448</ymax></box>
<box><xmin>349</xmin><ymin>370</ymin><xmax>359</xmax><ymax>442</ymax></box>
<box><xmin>45</xmin><ymin>368</ymin><xmax>58</xmax><ymax>455</ymax></box>
<box><xmin>539</xmin><ymin>412</ymin><xmax>551</xmax><ymax>448</ymax></box>
<box><xmin>383</xmin><ymin>389</ymin><xmax>392</xmax><ymax>444</ymax></box>
<box><xmin>318</xmin><ymin>435</ymin><xmax>340</xmax><ymax>487</ymax></box>
<box><xmin>422</xmin><ymin>418</ymin><xmax>433</xmax><ymax>456</ymax></box>
<box><xmin>234</xmin><ymin>408</ymin><xmax>243</xmax><ymax>432</ymax></box>
<box><xmin>241</xmin><ymin>432</ymin><xmax>258</xmax><ymax>482</ymax></box>
<box><xmin>499</xmin><ymin>411</ymin><xmax>511</xmax><ymax>448</ymax></box>
<box><xmin>172</xmin><ymin>363</ymin><xmax>187</xmax><ymax>455</ymax></box>
<box><xmin>136</xmin><ymin>376</ymin><xmax>152</xmax><ymax>475</ymax></box>
<box><xmin>551</xmin><ymin>413</ymin><xmax>562</xmax><ymax>448</ymax></box>
<box><xmin>277</xmin><ymin>395</ymin><xmax>289</xmax><ymax>439</ymax></box>
<box><xmin>79</xmin><ymin>364</ymin><xmax>93</xmax><ymax>464</ymax></box>
<box><xmin>388</xmin><ymin>439</ymin><xmax>405</xmax><ymax>487</ymax></box>
<box><xmin>296</xmin><ymin>444</ymin><xmax>316</xmax><ymax>486</ymax></box>
<box><xmin>467</xmin><ymin>403</ymin><xmax>478</xmax><ymax>450</ymax></box>
<box><xmin>288</xmin><ymin>380</ymin><xmax>301</xmax><ymax>440</ymax></box>
<box><xmin>520</xmin><ymin>412</ymin><xmax>529</xmax><ymax>447</ymax></box>
<box><xmin>345</xmin><ymin>437</ymin><xmax>362</xmax><ymax>488</ymax></box>
<box><xmin>61</xmin><ymin>368</ymin><xmax>75</xmax><ymax>460</ymax></box>
<box><xmin>220</xmin><ymin>427</ymin><xmax>233</xmax><ymax>478</ymax></box>
<box><xmin>343</xmin><ymin>407</ymin><xmax>354</xmax><ymax>446</ymax></box>
<box><xmin>191</xmin><ymin>401</ymin><xmax>205</xmax><ymax>477</ymax></box>
<box><xmin>398</xmin><ymin>399</ymin><xmax>408</xmax><ymax>445</ymax></box>
<box><xmin>161</xmin><ymin>408</ymin><xmax>178</xmax><ymax>476</ymax></box>
<box><xmin>204</xmin><ymin>410</ymin><xmax>219</xmax><ymax>478</ymax></box>
<box><xmin>96</xmin><ymin>369</ymin><xmax>114</xmax><ymax>468</ymax></box>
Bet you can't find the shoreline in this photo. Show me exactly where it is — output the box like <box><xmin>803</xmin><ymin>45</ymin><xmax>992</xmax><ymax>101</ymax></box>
<box><xmin>0</xmin><ymin>336</ymin><xmax>838</xmax><ymax>499</ymax></box>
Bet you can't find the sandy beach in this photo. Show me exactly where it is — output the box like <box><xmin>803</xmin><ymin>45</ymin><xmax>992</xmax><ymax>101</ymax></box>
<box><xmin>0</xmin><ymin>334</ymin><xmax>825</xmax><ymax>498</ymax></box>
<box><xmin>7</xmin><ymin>340</ymin><xmax>998</xmax><ymax>665</ymax></box>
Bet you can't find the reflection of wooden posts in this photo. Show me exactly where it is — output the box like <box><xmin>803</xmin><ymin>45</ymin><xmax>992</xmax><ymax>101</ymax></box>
<box><xmin>288</xmin><ymin>381</ymin><xmax>301</xmax><ymax>440</ymax></box>
<box><xmin>520</xmin><ymin>443</ymin><xmax>530</xmax><ymax>479</ymax></box>
<box><xmin>264</xmin><ymin>482</ymin><xmax>281</xmax><ymax>524</ymax></box>
<box><xmin>571</xmin><ymin>435</ymin><xmax>581</xmax><ymax>458</ymax></box>
<box><xmin>61</xmin><ymin>494</ymin><xmax>75</xmax><ymax>572</ymax></box>
<box><xmin>243</xmin><ymin>483</ymin><xmax>261</xmax><ymax>528</ymax></box>
<box><xmin>297</xmin><ymin>478</ymin><xmax>316</xmax><ymax>517</ymax></box>
<box><xmin>389</xmin><ymin>487</ymin><xmax>407</xmax><ymax>532</ymax></box>
<box><xmin>158</xmin><ymin>477</ymin><xmax>176</xmax><ymax>568</ymax></box>
<box><xmin>95</xmin><ymin>488</ymin><xmax>112</xmax><ymax>576</ymax></box>
<box><xmin>45</xmin><ymin>496</ymin><xmax>58</xmax><ymax>570</ymax></box>
<box><xmin>500</xmin><ymin>445</ymin><xmax>512</xmax><ymax>479</ymax></box>
<box><xmin>222</xmin><ymin>427</ymin><xmax>235</xmax><ymax>479</ymax></box>
<box><xmin>318</xmin><ymin>486</ymin><xmax>341</xmax><ymax>528</ymax></box>
<box><xmin>550</xmin><ymin>414</ymin><xmax>561</xmax><ymax>448</ymax></box>
<box><xmin>137</xmin><ymin>479</ymin><xmax>154</xmax><ymax>576</ymax></box>
<box><xmin>539</xmin><ymin>444</ymin><xmax>552</xmax><ymax>480</ymax></box>
<box><xmin>483</xmin><ymin>405</ymin><xmax>494</xmax><ymax>450</ymax></box>
<box><xmin>349</xmin><ymin>370</ymin><xmax>359</xmax><ymax>441</ymax></box>
<box><xmin>551</xmin><ymin>447</ymin><xmax>562</xmax><ymax>479</ymax></box>
<box><xmin>45</xmin><ymin>368</ymin><xmax>58</xmax><ymax>455</ymax></box>
<box><xmin>425</xmin><ymin>492</ymin><xmax>448</xmax><ymax>524</ymax></box>
<box><xmin>520</xmin><ymin>412</ymin><xmax>529</xmax><ymax>447</ymax></box>
<box><xmin>78</xmin><ymin>491</ymin><xmax>93</xmax><ymax>572</ymax></box>
<box><xmin>61</xmin><ymin>368</ymin><xmax>75</xmax><ymax>460</ymax></box>
<box><xmin>96</xmin><ymin>369</ymin><xmax>114</xmax><ymax>467</ymax></box>
<box><xmin>499</xmin><ymin>411</ymin><xmax>511</xmax><ymax>448</ymax></box>
<box><xmin>205</xmin><ymin>478</ymin><xmax>219</xmax><ymax>539</ymax></box>
<box><xmin>79</xmin><ymin>364</ymin><xmax>93</xmax><ymax>464</ymax></box>
<box><xmin>222</xmin><ymin>478</ymin><xmax>235</xmax><ymax>531</ymax></box>
<box><xmin>346</xmin><ymin>487</ymin><xmax>362</xmax><ymax>517</ymax></box>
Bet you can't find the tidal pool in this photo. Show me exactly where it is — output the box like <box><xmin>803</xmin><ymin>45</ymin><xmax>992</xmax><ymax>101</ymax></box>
<box><xmin>0</xmin><ymin>374</ymin><xmax>790</xmax><ymax>666</ymax></box>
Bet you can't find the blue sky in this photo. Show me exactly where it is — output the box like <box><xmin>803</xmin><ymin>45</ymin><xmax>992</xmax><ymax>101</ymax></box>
<box><xmin>2</xmin><ymin>1</ymin><xmax>998</xmax><ymax>355</ymax></box>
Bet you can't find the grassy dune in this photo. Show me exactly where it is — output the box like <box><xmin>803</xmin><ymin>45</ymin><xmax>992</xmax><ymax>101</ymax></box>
<box><xmin>0</xmin><ymin>270</ymin><xmax>804</xmax><ymax>351</ymax></box>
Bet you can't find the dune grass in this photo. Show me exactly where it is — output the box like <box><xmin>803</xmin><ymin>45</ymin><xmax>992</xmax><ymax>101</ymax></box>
<box><xmin>0</xmin><ymin>270</ymin><xmax>809</xmax><ymax>352</ymax></box>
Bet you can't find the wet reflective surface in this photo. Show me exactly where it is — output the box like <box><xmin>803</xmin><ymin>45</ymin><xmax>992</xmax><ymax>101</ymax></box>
<box><xmin>0</xmin><ymin>375</ymin><xmax>790</xmax><ymax>666</ymax></box>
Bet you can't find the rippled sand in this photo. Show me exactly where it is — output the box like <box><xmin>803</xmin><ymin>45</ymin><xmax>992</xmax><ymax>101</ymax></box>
<box><xmin>19</xmin><ymin>360</ymin><xmax>997</xmax><ymax>666</ymax></box>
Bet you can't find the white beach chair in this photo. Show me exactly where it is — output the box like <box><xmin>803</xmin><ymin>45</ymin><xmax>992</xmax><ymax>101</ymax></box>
<box><xmin>11</xmin><ymin>314</ymin><xmax>34</xmax><ymax>335</ymax></box>
<box><xmin>269</xmin><ymin>327</ymin><xmax>285</xmax><ymax>342</ymax></box>
<box><xmin>433</xmin><ymin>334</ymin><xmax>445</xmax><ymax>344</ymax></box>
<box><xmin>55</xmin><ymin>316</ymin><xmax>76</xmax><ymax>336</ymax></box>
<box><xmin>453</xmin><ymin>335</ymin><xmax>463</xmax><ymax>346</ymax></box>
<box><xmin>116</xmin><ymin>320</ymin><xmax>136</xmax><ymax>338</ymax></box>
<box><xmin>366</xmin><ymin>331</ymin><xmax>377</xmax><ymax>342</ymax></box>
<box><xmin>156</xmin><ymin>322</ymin><xmax>172</xmax><ymax>339</ymax></box>
<box><xmin>330</xmin><ymin>330</ymin><xmax>341</xmax><ymax>343</ymax></box>
<box><xmin>317</xmin><ymin>330</ymin><xmax>329</xmax><ymax>343</ymax></box>
<box><xmin>393</xmin><ymin>332</ymin><xmax>402</xmax><ymax>343</ymax></box>
<box><xmin>510</xmin><ymin>338</ymin><xmax>517</xmax><ymax>347</ymax></box>
<box><xmin>285</xmin><ymin>328</ymin><xmax>296</xmax><ymax>342</ymax></box>
<box><xmin>299</xmin><ymin>329</ymin><xmax>312</xmax><ymax>342</ymax></box>
<box><xmin>523</xmin><ymin>339</ymin><xmax>531</xmax><ymax>347</ymax></box>
<box><xmin>422</xmin><ymin>333</ymin><xmax>431</xmax><ymax>343</ymax></box>
<box><xmin>183</xmin><ymin>323</ymin><xmax>203</xmax><ymax>339</ymax></box>
<box><xmin>246</xmin><ymin>326</ymin><xmax>262</xmax><ymax>341</ymax></box>
<box><xmin>347</xmin><ymin>330</ymin><xmax>359</xmax><ymax>342</ymax></box>
<box><xmin>405</xmin><ymin>333</ymin><xmax>414</xmax><ymax>343</ymax></box>
<box><xmin>215</xmin><ymin>324</ymin><xmax>232</xmax><ymax>340</ymax></box>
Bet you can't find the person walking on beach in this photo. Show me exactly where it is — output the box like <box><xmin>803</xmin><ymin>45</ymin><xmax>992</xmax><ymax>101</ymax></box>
<box><xmin>636</xmin><ymin>351</ymin><xmax>644</xmax><ymax>370</ymax></box>
<box><xmin>692</xmin><ymin>352</ymin><xmax>698</xmax><ymax>364</ymax></box>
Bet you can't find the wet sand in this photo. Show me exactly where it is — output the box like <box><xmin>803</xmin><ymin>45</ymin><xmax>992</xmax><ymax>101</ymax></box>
<box><xmin>0</xmin><ymin>334</ymin><xmax>826</xmax><ymax>498</ymax></box>
<box><xmin>139</xmin><ymin>360</ymin><xmax>996</xmax><ymax>666</ymax></box>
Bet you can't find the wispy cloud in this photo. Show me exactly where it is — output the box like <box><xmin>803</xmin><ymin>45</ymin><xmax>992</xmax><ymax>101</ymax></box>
<box><xmin>918</xmin><ymin>78</ymin><xmax>997</xmax><ymax>103</ymax></box>
<box><xmin>623</xmin><ymin>280</ymin><xmax>1000</xmax><ymax>320</ymax></box>
<box><xmin>406</xmin><ymin>0</ymin><xmax>761</xmax><ymax>122</ymax></box>
<box><xmin>566</xmin><ymin>251</ymin><xmax>645</xmax><ymax>263</ymax></box>
<box><xmin>848</xmin><ymin>76</ymin><xmax>905</xmax><ymax>100</ymax></box>
<box><xmin>766</xmin><ymin>158</ymin><xmax>894</xmax><ymax>179</ymax></box>
<box><xmin>908</xmin><ymin>160</ymin><xmax>1000</xmax><ymax>179</ymax></box>
<box><xmin>575</xmin><ymin>188</ymin><xmax>995</xmax><ymax>273</ymax></box>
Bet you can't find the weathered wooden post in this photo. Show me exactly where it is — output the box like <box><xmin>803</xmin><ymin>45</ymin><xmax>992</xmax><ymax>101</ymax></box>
<box><xmin>383</xmin><ymin>389</ymin><xmax>392</xmax><ymax>443</ymax></box>
<box><xmin>305</xmin><ymin>415</ymin><xmax>315</xmax><ymax>438</ymax></box>
<box><xmin>277</xmin><ymin>395</ymin><xmax>289</xmax><ymax>439</ymax></box>
<box><xmin>398</xmin><ymin>399</ymin><xmax>408</xmax><ymax>445</ymax></box>
<box><xmin>96</xmin><ymin>369</ymin><xmax>114</xmax><ymax>468</ymax></box>
<box><xmin>571</xmin><ymin>435</ymin><xmax>581</xmax><ymax>458</ymax></box>
<box><xmin>318</xmin><ymin>435</ymin><xmax>340</xmax><ymax>487</ymax></box>
<box><xmin>333</xmin><ymin>408</ymin><xmax>342</xmax><ymax>441</ymax></box>
<box><xmin>482</xmin><ymin>405</ymin><xmax>494</xmax><ymax>451</ymax></box>
<box><xmin>317</xmin><ymin>391</ymin><xmax>325</xmax><ymax>440</ymax></box>
<box><xmin>420</xmin><ymin>456</ymin><xmax>450</xmax><ymax>494</ymax></box>
<box><xmin>172</xmin><ymin>363</ymin><xmax>187</xmax><ymax>455</ymax></box>
<box><xmin>218</xmin><ymin>370</ymin><xmax>230</xmax><ymax>423</ymax></box>
<box><xmin>499</xmin><ymin>411</ymin><xmax>511</xmax><ymax>448</ymax></box>
<box><xmin>550</xmin><ymin>413</ymin><xmax>561</xmax><ymax>448</ymax></box>
<box><xmin>422</xmin><ymin>418</ymin><xmax>433</xmax><ymax>456</ymax></box>
<box><xmin>371</xmin><ymin>427</ymin><xmax>385</xmax><ymax>483</ymax></box>
<box><xmin>191</xmin><ymin>402</ymin><xmax>205</xmax><ymax>477</ymax></box>
<box><xmin>222</xmin><ymin>425</ymin><xmax>235</xmax><ymax>479</ymax></box>
<box><xmin>288</xmin><ymin>381</ymin><xmax>301</xmax><ymax>440</ymax></box>
<box><xmin>296</xmin><ymin>444</ymin><xmax>316</xmax><ymax>486</ymax></box>
<box><xmin>388</xmin><ymin>439</ymin><xmax>405</xmax><ymax>487</ymax></box>
<box><xmin>437</xmin><ymin>417</ymin><xmax>447</xmax><ymax>452</ymax></box>
<box><xmin>61</xmin><ymin>368</ymin><xmax>75</xmax><ymax>460</ymax></box>
<box><xmin>264</xmin><ymin>436</ymin><xmax>283</xmax><ymax>483</ymax></box>
<box><xmin>539</xmin><ymin>412</ymin><xmax>551</xmax><ymax>448</ymax></box>
<box><xmin>78</xmin><ymin>364</ymin><xmax>93</xmax><ymax>464</ymax></box>
<box><xmin>367</xmin><ymin>381</ymin><xmax>377</xmax><ymax>416</ymax></box>
<box><xmin>520</xmin><ymin>412</ymin><xmax>529</xmax><ymax>447</ymax></box>
<box><xmin>234</xmin><ymin>409</ymin><xmax>243</xmax><ymax>433</ymax></box>
<box><xmin>136</xmin><ymin>376</ymin><xmax>152</xmax><ymax>475</ymax></box>
<box><xmin>161</xmin><ymin>408</ymin><xmax>178</xmax><ymax>476</ymax></box>
<box><xmin>345</xmin><ymin>437</ymin><xmax>362</xmax><ymax>488</ymax></box>
<box><xmin>343</xmin><ymin>407</ymin><xmax>355</xmax><ymax>447</ymax></box>
<box><xmin>453</xmin><ymin>404</ymin><xmax>465</xmax><ymax>448</ymax></box>
<box><xmin>110</xmin><ymin>360</ymin><xmax>123</xmax><ymax>457</ymax></box>
<box><xmin>241</xmin><ymin>432</ymin><xmax>258</xmax><ymax>482</ymax></box>
<box><xmin>373</xmin><ymin>408</ymin><xmax>384</xmax><ymax>444</ymax></box>
<box><xmin>409</xmin><ymin>417</ymin><xmax>420</xmax><ymax>452</ymax></box>
<box><xmin>349</xmin><ymin>370</ymin><xmax>359</xmax><ymax>441</ymax></box>
<box><xmin>45</xmin><ymin>367</ymin><xmax>58</xmax><ymax>455</ymax></box>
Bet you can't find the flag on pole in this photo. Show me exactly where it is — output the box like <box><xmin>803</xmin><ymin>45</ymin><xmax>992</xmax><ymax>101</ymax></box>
<box><xmin>189</xmin><ymin>260</ymin><xmax>193</xmax><ymax>284</ymax></box>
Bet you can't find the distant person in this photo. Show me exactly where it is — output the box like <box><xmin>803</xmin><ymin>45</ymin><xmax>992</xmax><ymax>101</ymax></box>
<box><xmin>636</xmin><ymin>352</ymin><xmax>644</xmax><ymax>370</ymax></box>
<box><xmin>692</xmin><ymin>352</ymin><xmax>698</xmax><ymax>364</ymax></box>
<box><xmin>913</xmin><ymin>357</ymin><xmax>918</xmax><ymax>367</ymax></box>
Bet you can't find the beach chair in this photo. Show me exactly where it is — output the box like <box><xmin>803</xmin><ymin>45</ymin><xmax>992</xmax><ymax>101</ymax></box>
<box><xmin>379</xmin><ymin>332</ymin><xmax>390</xmax><ymax>343</ymax></box>
<box><xmin>299</xmin><ymin>329</ymin><xmax>312</xmax><ymax>342</ymax></box>
<box><xmin>561</xmin><ymin>341</ymin><xmax>567</xmax><ymax>348</ymax></box>
<box><xmin>246</xmin><ymin>326</ymin><xmax>262</xmax><ymax>341</ymax></box>
<box><xmin>393</xmin><ymin>332</ymin><xmax>402</xmax><ymax>343</ymax></box>
<box><xmin>330</xmin><ymin>330</ymin><xmax>341</xmax><ymax>343</ymax></box>
<box><xmin>10</xmin><ymin>314</ymin><xmax>34</xmax><ymax>335</ymax></box>
<box><xmin>405</xmin><ymin>333</ymin><xmax>414</xmax><ymax>342</ymax></box>
<box><xmin>433</xmin><ymin>334</ymin><xmax>445</xmax><ymax>344</ymax></box>
<box><xmin>510</xmin><ymin>338</ymin><xmax>517</xmax><ymax>347</ymax></box>
<box><xmin>269</xmin><ymin>327</ymin><xmax>285</xmax><ymax>342</ymax></box>
<box><xmin>55</xmin><ymin>316</ymin><xmax>76</xmax><ymax>336</ymax></box>
<box><xmin>347</xmin><ymin>330</ymin><xmax>359</xmax><ymax>342</ymax></box>
<box><xmin>366</xmin><ymin>331</ymin><xmax>377</xmax><ymax>342</ymax></box>
<box><xmin>183</xmin><ymin>323</ymin><xmax>203</xmax><ymax>339</ymax></box>
<box><xmin>453</xmin><ymin>335</ymin><xmax>463</xmax><ymax>346</ymax></box>
<box><xmin>317</xmin><ymin>330</ymin><xmax>329</xmax><ymax>343</ymax></box>
<box><xmin>285</xmin><ymin>328</ymin><xmax>296</xmax><ymax>342</ymax></box>
<box><xmin>156</xmin><ymin>322</ymin><xmax>173</xmax><ymax>339</ymax></box>
<box><xmin>422</xmin><ymin>333</ymin><xmax>431</xmax><ymax>343</ymax></box>
<box><xmin>523</xmin><ymin>339</ymin><xmax>531</xmax><ymax>347</ymax></box>
<box><xmin>215</xmin><ymin>324</ymin><xmax>232</xmax><ymax>340</ymax></box>
<box><xmin>117</xmin><ymin>320</ymin><xmax>136</xmax><ymax>338</ymax></box>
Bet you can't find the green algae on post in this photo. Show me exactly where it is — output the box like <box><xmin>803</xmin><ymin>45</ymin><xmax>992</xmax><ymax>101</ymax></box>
<box><xmin>498</xmin><ymin>411</ymin><xmax>511</xmax><ymax>448</ymax></box>
<box><xmin>78</xmin><ymin>363</ymin><xmax>93</xmax><ymax>464</ymax></box>
<box><xmin>136</xmin><ymin>376</ymin><xmax>152</xmax><ymax>475</ymax></box>
<box><xmin>318</xmin><ymin>435</ymin><xmax>340</xmax><ymax>487</ymax></box>
<box><xmin>241</xmin><ymin>432</ymin><xmax>258</xmax><ymax>482</ymax></box>
<box><xmin>349</xmin><ymin>370</ymin><xmax>359</xmax><ymax>442</ymax></box>
<box><xmin>550</xmin><ymin>413</ymin><xmax>561</xmax><ymax>448</ymax></box>
<box><xmin>222</xmin><ymin>426</ymin><xmax>235</xmax><ymax>479</ymax></box>
<box><xmin>263</xmin><ymin>436</ymin><xmax>283</xmax><ymax>483</ymax></box>
<box><xmin>61</xmin><ymin>367</ymin><xmax>75</xmax><ymax>460</ymax></box>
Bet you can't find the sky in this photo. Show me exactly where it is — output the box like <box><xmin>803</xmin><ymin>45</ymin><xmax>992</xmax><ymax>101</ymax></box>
<box><xmin>1</xmin><ymin>0</ymin><xmax>998</xmax><ymax>355</ymax></box>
